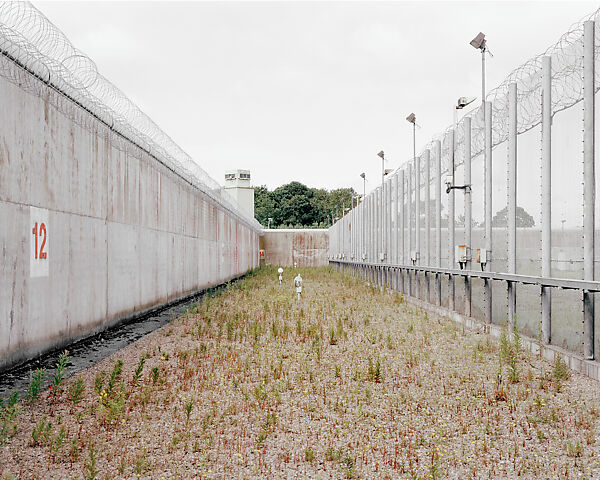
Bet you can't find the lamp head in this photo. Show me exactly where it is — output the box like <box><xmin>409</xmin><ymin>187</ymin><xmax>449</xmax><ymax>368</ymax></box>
<box><xmin>377</xmin><ymin>150</ymin><xmax>385</xmax><ymax>159</ymax></box>
<box><xmin>470</xmin><ymin>32</ymin><xmax>486</xmax><ymax>50</ymax></box>
<box><xmin>406</xmin><ymin>113</ymin><xmax>416</xmax><ymax>124</ymax></box>
<box><xmin>360</xmin><ymin>172</ymin><xmax>366</xmax><ymax>179</ymax></box>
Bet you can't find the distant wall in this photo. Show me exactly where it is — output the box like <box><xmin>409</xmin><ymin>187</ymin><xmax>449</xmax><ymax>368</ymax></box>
<box><xmin>260</xmin><ymin>229</ymin><xmax>329</xmax><ymax>267</ymax></box>
<box><xmin>0</xmin><ymin>55</ymin><xmax>260</xmax><ymax>371</ymax></box>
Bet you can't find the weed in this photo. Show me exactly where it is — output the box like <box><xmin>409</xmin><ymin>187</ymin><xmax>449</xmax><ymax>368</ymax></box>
<box><xmin>94</xmin><ymin>372</ymin><xmax>105</xmax><ymax>396</ymax></box>
<box><xmin>132</xmin><ymin>356</ymin><xmax>145</xmax><ymax>385</ymax></box>
<box><xmin>329</xmin><ymin>326</ymin><xmax>337</xmax><ymax>345</ymax></box>
<box><xmin>51</xmin><ymin>350</ymin><xmax>69</xmax><ymax>390</ymax></box>
<box><xmin>151</xmin><ymin>366</ymin><xmax>160</xmax><ymax>384</ymax></box>
<box><xmin>367</xmin><ymin>357</ymin><xmax>382</xmax><ymax>383</ymax></box>
<box><xmin>253</xmin><ymin>382</ymin><xmax>268</xmax><ymax>403</ymax></box>
<box><xmin>26</xmin><ymin>369</ymin><xmax>45</xmax><ymax>404</ymax></box>
<box><xmin>50</xmin><ymin>424</ymin><xmax>67</xmax><ymax>458</ymax></box>
<box><xmin>184</xmin><ymin>397</ymin><xmax>194</xmax><ymax>425</ymax></box>
<box><xmin>84</xmin><ymin>442</ymin><xmax>99</xmax><ymax>480</ymax></box>
<box><xmin>499</xmin><ymin>324</ymin><xmax>519</xmax><ymax>383</ymax></box>
<box><xmin>262</xmin><ymin>412</ymin><xmax>277</xmax><ymax>431</ymax></box>
<box><xmin>67</xmin><ymin>377</ymin><xmax>86</xmax><ymax>406</ymax></box>
<box><xmin>493</xmin><ymin>359</ymin><xmax>507</xmax><ymax>402</ymax></box>
<box><xmin>336</xmin><ymin>317</ymin><xmax>344</xmax><ymax>339</ymax></box>
<box><xmin>567</xmin><ymin>440</ymin><xmax>583</xmax><ymax>458</ymax></box>
<box><xmin>134</xmin><ymin>450</ymin><xmax>150</xmax><ymax>475</ymax></box>
<box><xmin>304</xmin><ymin>446</ymin><xmax>315</xmax><ymax>463</ymax></box>
<box><xmin>226</xmin><ymin>319</ymin><xmax>235</xmax><ymax>340</ymax></box>
<box><xmin>69</xmin><ymin>437</ymin><xmax>80</xmax><ymax>462</ymax></box>
<box><xmin>429</xmin><ymin>446</ymin><xmax>442</xmax><ymax>480</ymax></box>
<box><xmin>325</xmin><ymin>446</ymin><xmax>343</xmax><ymax>462</ymax></box>
<box><xmin>342</xmin><ymin>454</ymin><xmax>355</xmax><ymax>478</ymax></box>
<box><xmin>386</xmin><ymin>331</ymin><xmax>394</xmax><ymax>350</ymax></box>
<box><xmin>31</xmin><ymin>416</ymin><xmax>52</xmax><ymax>446</ymax></box>
<box><xmin>0</xmin><ymin>392</ymin><xmax>21</xmax><ymax>446</ymax></box>
<box><xmin>256</xmin><ymin>432</ymin><xmax>267</xmax><ymax>446</ymax></box>
<box><xmin>553</xmin><ymin>353</ymin><xmax>570</xmax><ymax>383</ymax></box>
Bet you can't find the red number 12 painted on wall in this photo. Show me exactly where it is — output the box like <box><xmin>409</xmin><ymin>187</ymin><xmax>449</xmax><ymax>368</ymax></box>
<box><xmin>32</xmin><ymin>222</ymin><xmax>47</xmax><ymax>259</ymax></box>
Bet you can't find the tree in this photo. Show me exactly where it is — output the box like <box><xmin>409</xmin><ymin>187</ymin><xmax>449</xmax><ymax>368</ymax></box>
<box><xmin>252</xmin><ymin>181</ymin><xmax>355</xmax><ymax>228</ymax></box>
<box><xmin>491</xmin><ymin>205</ymin><xmax>535</xmax><ymax>228</ymax></box>
<box><xmin>254</xmin><ymin>185</ymin><xmax>275</xmax><ymax>226</ymax></box>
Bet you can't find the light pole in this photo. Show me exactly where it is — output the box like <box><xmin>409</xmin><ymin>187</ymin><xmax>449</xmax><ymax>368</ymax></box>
<box><xmin>267</xmin><ymin>217</ymin><xmax>273</xmax><ymax>229</ymax></box>
<box><xmin>359</xmin><ymin>173</ymin><xmax>366</xmax><ymax>261</ymax></box>
<box><xmin>377</xmin><ymin>151</ymin><xmax>385</xmax><ymax>262</ymax></box>
<box><xmin>469</xmin><ymin>33</ymin><xmax>491</xmax><ymax>107</ymax></box>
<box><xmin>377</xmin><ymin>151</ymin><xmax>385</xmax><ymax>185</ymax></box>
<box><xmin>360</xmin><ymin>172</ymin><xmax>366</xmax><ymax>201</ymax></box>
<box><xmin>471</xmin><ymin>31</ymin><xmax>493</xmax><ymax>323</ymax></box>
<box><xmin>406</xmin><ymin>113</ymin><xmax>418</xmax><ymax>266</ymax></box>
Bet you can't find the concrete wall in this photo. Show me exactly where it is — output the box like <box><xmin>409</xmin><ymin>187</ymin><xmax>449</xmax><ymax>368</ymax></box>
<box><xmin>260</xmin><ymin>229</ymin><xmax>329</xmax><ymax>267</ymax></box>
<box><xmin>0</xmin><ymin>57</ymin><xmax>260</xmax><ymax>371</ymax></box>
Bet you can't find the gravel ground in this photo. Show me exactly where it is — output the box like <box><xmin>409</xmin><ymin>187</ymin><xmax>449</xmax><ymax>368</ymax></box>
<box><xmin>1</xmin><ymin>265</ymin><xmax>600</xmax><ymax>480</ymax></box>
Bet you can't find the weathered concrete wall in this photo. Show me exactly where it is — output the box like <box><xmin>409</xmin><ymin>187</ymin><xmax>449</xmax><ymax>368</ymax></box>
<box><xmin>0</xmin><ymin>58</ymin><xmax>260</xmax><ymax>371</ymax></box>
<box><xmin>260</xmin><ymin>229</ymin><xmax>329</xmax><ymax>267</ymax></box>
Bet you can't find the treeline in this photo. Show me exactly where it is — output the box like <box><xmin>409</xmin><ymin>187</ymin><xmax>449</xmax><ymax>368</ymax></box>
<box><xmin>254</xmin><ymin>181</ymin><xmax>535</xmax><ymax>229</ymax></box>
<box><xmin>254</xmin><ymin>181</ymin><xmax>356</xmax><ymax>228</ymax></box>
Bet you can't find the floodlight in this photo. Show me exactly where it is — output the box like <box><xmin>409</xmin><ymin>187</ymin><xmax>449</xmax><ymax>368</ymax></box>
<box><xmin>360</xmin><ymin>172</ymin><xmax>365</xmax><ymax>179</ymax></box>
<box><xmin>470</xmin><ymin>32</ymin><xmax>486</xmax><ymax>50</ymax></box>
<box><xmin>384</xmin><ymin>168</ymin><xmax>394</xmax><ymax>176</ymax></box>
<box><xmin>377</xmin><ymin>150</ymin><xmax>385</xmax><ymax>159</ymax></box>
<box><xmin>406</xmin><ymin>113</ymin><xmax>416</xmax><ymax>124</ymax></box>
<box><xmin>456</xmin><ymin>96</ymin><xmax>476</xmax><ymax>109</ymax></box>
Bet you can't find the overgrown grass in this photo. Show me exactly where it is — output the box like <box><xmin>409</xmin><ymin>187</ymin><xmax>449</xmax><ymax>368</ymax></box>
<box><xmin>1</xmin><ymin>265</ymin><xmax>599</xmax><ymax>479</ymax></box>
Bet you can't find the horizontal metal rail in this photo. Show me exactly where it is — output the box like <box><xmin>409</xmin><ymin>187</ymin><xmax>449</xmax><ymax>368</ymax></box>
<box><xmin>330</xmin><ymin>259</ymin><xmax>600</xmax><ymax>292</ymax></box>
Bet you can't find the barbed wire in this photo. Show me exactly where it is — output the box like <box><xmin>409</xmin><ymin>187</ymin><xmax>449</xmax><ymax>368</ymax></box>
<box><xmin>0</xmin><ymin>2</ymin><xmax>262</xmax><ymax>230</ymax></box>
<box><xmin>395</xmin><ymin>7</ymin><xmax>600</xmax><ymax>185</ymax></box>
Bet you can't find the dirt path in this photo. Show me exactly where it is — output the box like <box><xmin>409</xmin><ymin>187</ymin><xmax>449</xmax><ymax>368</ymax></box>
<box><xmin>1</xmin><ymin>266</ymin><xmax>599</xmax><ymax>479</ymax></box>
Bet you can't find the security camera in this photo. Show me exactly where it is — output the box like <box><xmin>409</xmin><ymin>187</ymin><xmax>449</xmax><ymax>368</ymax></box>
<box><xmin>457</xmin><ymin>96</ymin><xmax>476</xmax><ymax>109</ymax></box>
<box><xmin>444</xmin><ymin>175</ymin><xmax>453</xmax><ymax>194</ymax></box>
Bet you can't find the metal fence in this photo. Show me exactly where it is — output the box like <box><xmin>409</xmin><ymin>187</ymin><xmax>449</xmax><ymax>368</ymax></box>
<box><xmin>329</xmin><ymin>12</ymin><xmax>600</xmax><ymax>365</ymax></box>
<box><xmin>0</xmin><ymin>2</ymin><xmax>261</xmax><ymax>231</ymax></box>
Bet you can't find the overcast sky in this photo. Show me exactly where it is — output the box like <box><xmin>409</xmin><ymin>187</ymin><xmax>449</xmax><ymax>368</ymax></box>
<box><xmin>35</xmin><ymin>0</ymin><xmax>599</xmax><ymax>195</ymax></box>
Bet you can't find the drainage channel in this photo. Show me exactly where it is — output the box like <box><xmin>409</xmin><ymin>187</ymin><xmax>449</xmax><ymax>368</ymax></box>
<box><xmin>0</xmin><ymin>279</ymin><xmax>238</xmax><ymax>399</ymax></box>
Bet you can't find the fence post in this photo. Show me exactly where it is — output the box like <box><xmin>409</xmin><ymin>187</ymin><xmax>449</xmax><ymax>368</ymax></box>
<box><xmin>583</xmin><ymin>20</ymin><xmax>595</xmax><ymax>360</ymax></box>
<box><xmin>382</xmin><ymin>181</ymin><xmax>387</xmax><ymax>266</ymax></box>
<box><xmin>415</xmin><ymin>154</ymin><xmax>421</xmax><ymax>299</ymax></box>
<box><xmin>449</xmin><ymin>130</ymin><xmax>456</xmax><ymax>311</ymax></box>
<box><xmin>350</xmin><ymin>200</ymin><xmax>353</xmax><ymax>260</ymax></box>
<box><xmin>424</xmin><ymin>149</ymin><xmax>431</xmax><ymax>302</ymax></box>
<box><xmin>399</xmin><ymin>169</ymin><xmax>405</xmax><ymax>293</ymax></box>
<box><xmin>541</xmin><ymin>56</ymin><xmax>552</xmax><ymax>344</ymax></box>
<box><xmin>435</xmin><ymin>140</ymin><xmax>442</xmax><ymax>306</ymax></box>
<box><xmin>385</xmin><ymin>177</ymin><xmax>393</xmax><ymax>287</ymax></box>
<box><xmin>484</xmin><ymin>100</ymin><xmax>493</xmax><ymax>325</ymax></box>
<box><xmin>408</xmin><ymin>163</ymin><xmax>413</xmax><ymax>297</ymax></box>
<box><xmin>375</xmin><ymin>187</ymin><xmax>380</xmax><ymax>284</ymax></box>
<box><xmin>393</xmin><ymin>173</ymin><xmax>399</xmax><ymax>289</ymax></box>
<box><xmin>371</xmin><ymin>193</ymin><xmax>375</xmax><ymax>265</ymax></box>
<box><xmin>508</xmin><ymin>82</ymin><xmax>518</xmax><ymax>330</ymax></box>
<box><xmin>464</xmin><ymin>116</ymin><xmax>473</xmax><ymax>317</ymax></box>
